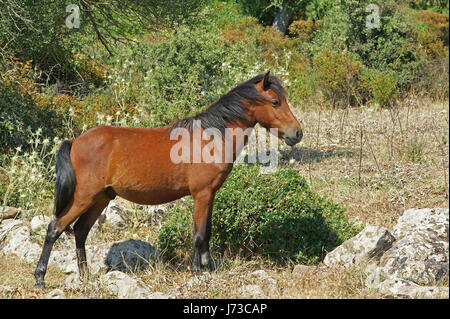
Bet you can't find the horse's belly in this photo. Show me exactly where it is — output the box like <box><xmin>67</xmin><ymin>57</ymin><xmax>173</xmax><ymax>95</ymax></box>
<box><xmin>114</xmin><ymin>187</ymin><xmax>189</xmax><ymax>206</ymax></box>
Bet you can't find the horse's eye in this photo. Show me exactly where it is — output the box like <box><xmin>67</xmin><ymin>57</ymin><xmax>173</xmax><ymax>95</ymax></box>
<box><xmin>272</xmin><ymin>100</ymin><xmax>280</xmax><ymax>107</ymax></box>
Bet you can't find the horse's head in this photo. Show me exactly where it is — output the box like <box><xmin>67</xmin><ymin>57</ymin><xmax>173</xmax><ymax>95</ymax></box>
<box><xmin>250</xmin><ymin>71</ymin><xmax>303</xmax><ymax>146</ymax></box>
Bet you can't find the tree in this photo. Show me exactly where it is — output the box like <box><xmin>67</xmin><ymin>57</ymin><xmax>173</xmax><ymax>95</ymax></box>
<box><xmin>0</xmin><ymin>0</ymin><xmax>205</xmax><ymax>82</ymax></box>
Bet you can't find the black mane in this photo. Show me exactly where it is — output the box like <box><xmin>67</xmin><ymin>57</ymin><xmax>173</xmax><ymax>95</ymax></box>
<box><xmin>169</xmin><ymin>73</ymin><xmax>286</xmax><ymax>134</ymax></box>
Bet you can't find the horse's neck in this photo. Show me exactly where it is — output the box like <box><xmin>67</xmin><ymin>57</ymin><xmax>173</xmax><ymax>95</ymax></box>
<box><xmin>223</xmin><ymin>121</ymin><xmax>256</xmax><ymax>163</ymax></box>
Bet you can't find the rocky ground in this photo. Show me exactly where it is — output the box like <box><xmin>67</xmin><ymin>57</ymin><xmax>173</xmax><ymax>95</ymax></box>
<box><xmin>0</xmin><ymin>202</ymin><xmax>448</xmax><ymax>299</ymax></box>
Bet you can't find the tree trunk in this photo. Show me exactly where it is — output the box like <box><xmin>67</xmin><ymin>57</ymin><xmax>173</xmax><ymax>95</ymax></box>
<box><xmin>272</xmin><ymin>2</ymin><xmax>293</xmax><ymax>34</ymax></box>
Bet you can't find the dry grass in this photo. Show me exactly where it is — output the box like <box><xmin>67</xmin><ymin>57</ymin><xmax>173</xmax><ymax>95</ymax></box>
<box><xmin>284</xmin><ymin>99</ymin><xmax>449</xmax><ymax>229</ymax></box>
<box><xmin>0</xmin><ymin>99</ymin><xmax>448</xmax><ymax>299</ymax></box>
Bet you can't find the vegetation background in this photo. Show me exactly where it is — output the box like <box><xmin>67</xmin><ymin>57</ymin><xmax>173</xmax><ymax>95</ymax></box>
<box><xmin>0</xmin><ymin>0</ymin><xmax>448</xmax><ymax>298</ymax></box>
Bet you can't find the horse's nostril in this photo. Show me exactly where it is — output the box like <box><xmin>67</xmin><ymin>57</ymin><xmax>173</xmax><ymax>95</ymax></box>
<box><xmin>296</xmin><ymin>130</ymin><xmax>303</xmax><ymax>140</ymax></box>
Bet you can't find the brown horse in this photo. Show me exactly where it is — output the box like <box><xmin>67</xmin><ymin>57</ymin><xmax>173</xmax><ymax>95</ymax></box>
<box><xmin>34</xmin><ymin>71</ymin><xmax>303</xmax><ymax>288</ymax></box>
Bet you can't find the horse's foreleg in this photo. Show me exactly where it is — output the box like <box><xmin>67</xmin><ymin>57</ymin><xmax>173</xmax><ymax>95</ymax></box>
<box><xmin>73</xmin><ymin>197</ymin><xmax>109</xmax><ymax>281</ymax></box>
<box><xmin>192</xmin><ymin>189</ymin><xmax>215</xmax><ymax>273</ymax></box>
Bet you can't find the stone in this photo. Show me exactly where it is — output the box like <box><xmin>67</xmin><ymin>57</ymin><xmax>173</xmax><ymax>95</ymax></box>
<box><xmin>0</xmin><ymin>222</ymin><xmax>41</xmax><ymax>264</ymax></box>
<box><xmin>292</xmin><ymin>264</ymin><xmax>317</xmax><ymax>278</ymax></box>
<box><xmin>0</xmin><ymin>285</ymin><xmax>16</xmax><ymax>296</ymax></box>
<box><xmin>184</xmin><ymin>273</ymin><xmax>211</xmax><ymax>289</ymax></box>
<box><xmin>30</xmin><ymin>215</ymin><xmax>51</xmax><ymax>235</ymax></box>
<box><xmin>47</xmin><ymin>239</ymin><xmax>162</xmax><ymax>275</ymax></box>
<box><xmin>145</xmin><ymin>204</ymin><xmax>171</xmax><ymax>228</ymax></box>
<box><xmin>65</xmin><ymin>273</ymin><xmax>83</xmax><ymax>291</ymax></box>
<box><xmin>0</xmin><ymin>206</ymin><xmax>19</xmax><ymax>219</ymax></box>
<box><xmin>324</xmin><ymin>225</ymin><xmax>395</xmax><ymax>267</ymax></box>
<box><xmin>392</xmin><ymin>208</ymin><xmax>448</xmax><ymax>240</ymax></box>
<box><xmin>249</xmin><ymin>270</ymin><xmax>278</xmax><ymax>296</ymax></box>
<box><xmin>98</xmin><ymin>202</ymin><xmax>128</xmax><ymax>228</ymax></box>
<box><xmin>105</xmin><ymin>239</ymin><xmax>162</xmax><ymax>272</ymax></box>
<box><xmin>101</xmin><ymin>271</ymin><xmax>153</xmax><ymax>299</ymax></box>
<box><xmin>0</xmin><ymin>219</ymin><xmax>24</xmax><ymax>242</ymax></box>
<box><xmin>238</xmin><ymin>285</ymin><xmax>266</xmax><ymax>299</ymax></box>
<box><xmin>379</xmin><ymin>208</ymin><xmax>449</xmax><ymax>285</ymax></box>
<box><xmin>46</xmin><ymin>289</ymin><xmax>66</xmax><ymax>299</ymax></box>
<box><xmin>377</xmin><ymin>278</ymin><xmax>449</xmax><ymax>299</ymax></box>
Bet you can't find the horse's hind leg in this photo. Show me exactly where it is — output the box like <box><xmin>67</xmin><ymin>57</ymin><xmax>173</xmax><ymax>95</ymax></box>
<box><xmin>73</xmin><ymin>196</ymin><xmax>109</xmax><ymax>280</ymax></box>
<box><xmin>34</xmin><ymin>199</ymin><xmax>93</xmax><ymax>289</ymax></box>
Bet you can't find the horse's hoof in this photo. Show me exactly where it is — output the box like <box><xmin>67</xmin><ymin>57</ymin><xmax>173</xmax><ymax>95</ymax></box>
<box><xmin>34</xmin><ymin>282</ymin><xmax>45</xmax><ymax>290</ymax></box>
<box><xmin>190</xmin><ymin>265</ymin><xmax>201</xmax><ymax>274</ymax></box>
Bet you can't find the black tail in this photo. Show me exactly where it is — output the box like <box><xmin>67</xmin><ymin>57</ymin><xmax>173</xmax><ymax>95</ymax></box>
<box><xmin>54</xmin><ymin>140</ymin><xmax>76</xmax><ymax>217</ymax></box>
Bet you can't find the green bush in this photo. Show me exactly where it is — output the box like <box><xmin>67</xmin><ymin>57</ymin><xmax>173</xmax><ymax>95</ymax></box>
<box><xmin>158</xmin><ymin>164</ymin><xmax>361</xmax><ymax>264</ymax></box>
<box><xmin>0</xmin><ymin>57</ymin><xmax>63</xmax><ymax>153</ymax></box>
<box><xmin>359</xmin><ymin>68</ymin><xmax>398</xmax><ymax>107</ymax></box>
<box><xmin>307</xmin><ymin>0</ymin><xmax>431</xmax><ymax>91</ymax></box>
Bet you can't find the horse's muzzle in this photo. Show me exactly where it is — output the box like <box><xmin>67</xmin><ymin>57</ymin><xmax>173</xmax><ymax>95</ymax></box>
<box><xmin>285</xmin><ymin>130</ymin><xmax>303</xmax><ymax>146</ymax></box>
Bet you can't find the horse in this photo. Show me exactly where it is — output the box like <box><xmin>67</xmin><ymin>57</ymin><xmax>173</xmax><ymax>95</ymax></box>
<box><xmin>34</xmin><ymin>71</ymin><xmax>303</xmax><ymax>288</ymax></box>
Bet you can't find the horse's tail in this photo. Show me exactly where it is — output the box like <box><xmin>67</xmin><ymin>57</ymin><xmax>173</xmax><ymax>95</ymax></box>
<box><xmin>54</xmin><ymin>140</ymin><xmax>76</xmax><ymax>218</ymax></box>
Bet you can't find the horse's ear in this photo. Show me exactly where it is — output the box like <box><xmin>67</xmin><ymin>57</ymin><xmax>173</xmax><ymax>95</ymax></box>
<box><xmin>262</xmin><ymin>71</ymin><xmax>271</xmax><ymax>91</ymax></box>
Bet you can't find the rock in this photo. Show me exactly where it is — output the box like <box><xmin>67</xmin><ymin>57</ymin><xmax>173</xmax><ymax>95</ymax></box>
<box><xmin>249</xmin><ymin>270</ymin><xmax>278</xmax><ymax>296</ymax></box>
<box><xmin>48</xmin><ymin>239</ymin><xmax>162</xmax><ymax>275</ymax></box>
<box><xmin>101</xmin><ymin>271</ymin><xmax>153</xmax><ymax>299</ymax></box>
<box><xmin>292</xmin><ymin>265</ymin><xmax>317</xmax><ymax>278</ymax></box>
<box><xmin>65</xmin><ymin>273</ymin><xmax>83</xmax><ymax>291</ymax></box>
<box><xmin>324</xmin><ymin>225</ymin><xmax>395</xmax><ymax>268</ymax></box>
<box><xmin>145</xmin><ymin>204</ymin><xmax>171</xmax><ymax>228</ymax></box>
<box><xmin>0</xmin><ymin>206</ymin><xmax>19</xmax><ymax>219</ymax></box>
<box><xmin>30</xmin><ymin>215</ymin><xmax>51</xmax><ymax>235</ymax></box>
<box><xmin>379</xmin><ymin>208</ymin><xmax>449</xmax><ymax>285</ymax></box>
<box><xmin>184</xmin><ymin>273</ymin><xmax>211</xmax><ymax>289</ymax></box>
<box><xmin>392</xmin><ymin>208</ymin><xmax>448</xmax><ymax>240</ymax></box>
<box><xmin>0</xmin><ymin>219</ymin><xmax>24</xmax><ymax>242</ymax></box>
<box><xmin>0</xmin><ymin>285</ymin><xmax>16</xmax><ymax>296</ymax></box>
<box><xmin>249</xmin><ymin>270</ymin><xmax>270</xmax><ymax>281</ymax></box>
<box><xmin>377</xmin><ymin>278</ymin><xmax>449</xmax><ymax>299</ymax></box>
<box><xmin>105</xmin><ymin>239</ymin><xmax>162</xmax><ymax>272</ymax></box>
<box><xmin>46</xmin><ymin>289</ymin><xmax>66</xmax><ymax>299</ymax></box>
<box><xmin>147</xmin><ymin>291</ymin><xmax>171</xmax><ymax>299</ymax></box>
<box><xmin>0</xmin><ymin>221</ymin><xmax>41</xmax><ymax>264</ymax></box>
<box><xmin>239</xmin><ymin>285</ymin><xmax>266</xmax><ymax>299</ymax></box>
<box><xmin>98</xmin><ymin>202</ymin><xmax>128</xmax><ymax>228</ymax></box>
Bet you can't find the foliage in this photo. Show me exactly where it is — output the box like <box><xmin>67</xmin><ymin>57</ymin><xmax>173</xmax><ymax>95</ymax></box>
<box><xmin>0</xmin><ymin>0</ymin><xmax>205</xmax><ymax>83</ymax></box>
<box><xmin>307</xmin><ymin>0</ymin><xmax>442</xmax><ymax>91</ymax></box>
<box><xmin>0</xmin><ymin>55</ymin><xmax>63</xmax><ymax>153</ymax></box>
<box><xmin>408</xmin><ymin>0</ymin><xmax>449</xmax><ymax>13</ymax></box>
<box><xmin>158</xmin><ymin>164</ymin><xmax>360</xmax><ymax>264</ymax></box>
<box><xmin>313</xmin><ymin>49</ymin><xmax>363</xmax><ymax>107</ymax></box>
<box><xmin>359</xmin><ymin>69</ymin><xmax>398</xmax><ymax>107</ymax></box>
<box><xmin>0</xmin><ymin>130</ymin><xmax>58</xmax><ymax>211</ymax></box>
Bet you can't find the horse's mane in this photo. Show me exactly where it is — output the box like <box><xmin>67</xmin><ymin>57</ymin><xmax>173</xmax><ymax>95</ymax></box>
<box><xmin>169</xmin><ymin>73</ymin><xmax>286</xmax><ymax>134</ymax></box>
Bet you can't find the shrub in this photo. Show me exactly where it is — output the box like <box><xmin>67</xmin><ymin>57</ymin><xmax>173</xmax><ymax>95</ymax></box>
<box><xmin>359</xmin><ymin>68</ymin><xmax>398</xmax><ymax>107</ymax></box>
<box><xmin>0</xmin><ymin>130</ymin><xmax>59</xmax><ymax>211</ymax></box>
<box><xmin>0</xmin><ymin>55</ymin><xmax>63</xmax><ymax>153</ymax></box>
<box><xmin>158</xmin><ymin>164</ymin><xmax>360</xmax><ymax>264</ymax></box>
<box><xmin>414</xmin><ymin>10</ymin><xmax>449</xmax><ymax>46</ymax></box>
<box><xmin>307</xmin><ymin>0</ymin><xmax>431</xmax><ymax>91</ymax></box>
<box><xmin>313</xmin><ymin>49</ymin><xmax>363</xmax><ymax>107</ymax></box>
<box><xmin>288</xmin><ymin>18</ymin><xmax>321</xmax><ymax>41</ymax></box>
